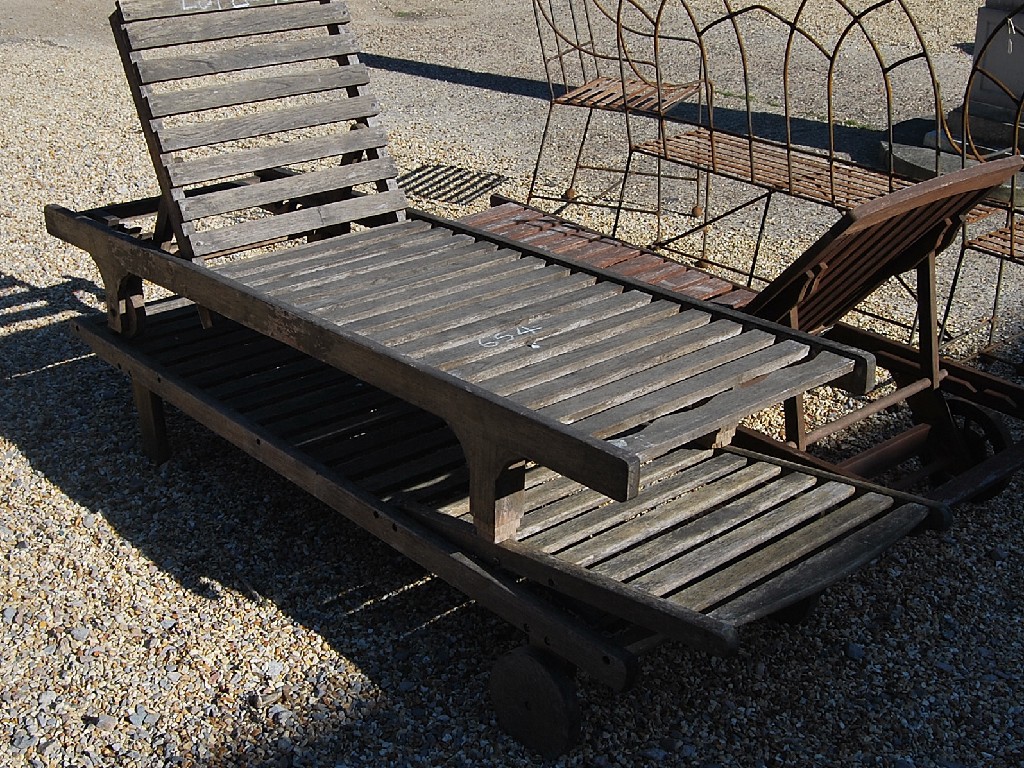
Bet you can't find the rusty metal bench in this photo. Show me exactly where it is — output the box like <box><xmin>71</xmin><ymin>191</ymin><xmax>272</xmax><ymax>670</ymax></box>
<box><xmin>610</xmin><ymin>0</ymin><xmax>948</xmax><ymax>291</ymax></box>
<box><xmin>45</xmin><ymin>0</ymin><xmax>955</xmax><ymax>755</ymax></box>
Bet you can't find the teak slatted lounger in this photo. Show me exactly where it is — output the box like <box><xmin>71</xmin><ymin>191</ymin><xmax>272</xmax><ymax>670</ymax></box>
<box><xmin>43</xmin><ymin>0</ymin><xmax>980</xmax><ymax>755</ymax></box>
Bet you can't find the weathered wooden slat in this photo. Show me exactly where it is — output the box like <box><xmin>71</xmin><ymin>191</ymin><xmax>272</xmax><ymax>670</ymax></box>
<box><xmin>562</xmin><ymin>461</ymin><xmax>783</xmax><ymax>568</ymax></box>
<box><xmin>120</xmin><ymin>0</ymin><xmax>311</xmax><ymax>23</ymax></box>
<box><xmin>505</xmin><ymin>318</ymin><xmax>742</xmax><ymax>407</ymax></box>
<box><xmin>223</xmin><ymin>223</ymin><xmax>448</xmax><ymax>285</ymax></box>
<box><xmin>222</xmin><ymin>364</ymin><xmax>348</xmax><ymax>412</ymax></box>
<box><xmin>373</xmin><ymin>269</ymin><xmax>591</xmax><ymax>344</ymax></box>
<box><xmin>257</xmin><ymin>239</ymin><xmax>500</xmax><ymax>311</ymax></box>
<box><xmin>708</xmin><ymin>503</ymin><xmax>927</xmax><ymax>624</ymax></box>
<box><xmin>516</xmin><ymin>448</ymin><xmax>714</xmax><ymax>540</ymax></box>
<box><xmin>620</xmin><ymin>351</ymin><xmax>855</xmax><ymax>461</ymax></box>
<box><xmin>332</xmin><ymin>421</ymin><xmax>456</xmax><ymax>477</ymax></box>
<box><xmin>135</xmin><ymin>32</ymin><xmax>359</xmax><ymax>83</ymax></box>
<box><xmin>527</xmin><ymin>453</ymin><xmax>749</xmax><ymax>554</ymax></box>
<box><xmin>671</xmin><ymin>493</ymin><xmax>895</xmax><ymax>612</ymax></box>
<box><xmin>147</xmin><ymin>65</ymin><xmax>371</xmax><ymax>118</ymax></box>
<box><xmin>303</xmin><ymin>253</ymin><xmax>536</xmax><ymax>322</ymax></box>
<box><xmin>178</xmin><ymin>157</ymin><xmax>397</xmax><ymax>220</ymax></box>
<box><xmin>190</xmin><ymin>189</ymin><xmax>406</xmax><ymax>257</ymax></box>
<box><xmin>158</xmin><ymin>94</ymin><xmax>380</xmax><ymax>153</ymax></box>
<box><xmin>574</xmin><ymin>339</ymin><xmax>810</xmax><ymax>437</ymax></box>
<box><xmin>438</xmin><ymin>300</ymin><xmax>682</xmax><ymax>379</ymax></box>
<box><xmin>292</xmin><ymin>399</ymin><xmax>438</xmax><ymax>458</ymax></box>
<box><xmin>391</xmin><ymin>280</ymin><xmax>626</xmax><ymax>360</ymax></box>
<box><xmin>538</xmin><ymin>329</ymin><xmax>780</xmax><ymax>425</ymax></box>
<box><xmin>343</xmin><ymin>260</ymin><xmax>570</xmax><ymax>334</ymax></box>
<box><xmin>293</xmin><ymin>398</ymin><xmax>422</xmax><ymax>450</ymax></box>
<box><xmin>594</xmin><ymin>471</ymin><xmax>818</xmax><ymax>582</ymax></box>
<box><xmin>629</xmin><ymin>481</ymin><xmax>856</xmax><ymax>596</ymax></box>
<box><xmin>166</xmin><ymin>127</ymin><xmax>389</xmax><ymax>187</ymax></box>
<box><xmin>123</xmin><ymin>2</ymin><xmax>351</xmax><ymax>49</ymax></box>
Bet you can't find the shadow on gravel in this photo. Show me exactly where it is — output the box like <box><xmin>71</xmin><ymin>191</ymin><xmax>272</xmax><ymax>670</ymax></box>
<box><xmin>361</xmin><ymin>53</ymin><xmax>897</xmax><ymax>171</ymax></box>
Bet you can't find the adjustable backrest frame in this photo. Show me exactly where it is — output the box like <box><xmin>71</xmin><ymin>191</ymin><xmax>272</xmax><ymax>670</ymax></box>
<box><xmin>745</xmin><ymin>155</ymin><xmax>1024</xmax><ymax>334</ymax></box>
<box><xmin>112</xmin><ymin>0</ymin><xmax>406</xmax><ymax>261</ymax></box>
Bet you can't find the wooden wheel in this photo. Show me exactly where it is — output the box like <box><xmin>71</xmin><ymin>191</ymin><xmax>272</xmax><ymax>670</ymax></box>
<box><xmin>489</xmin><ymin>646</ymin><xmax>581</xmax><ymax>758</ymax></box>
<box><xmin>946</xmin><ymin>396</ymin><xmax>1013</xmax><ymax>501</ymax></box>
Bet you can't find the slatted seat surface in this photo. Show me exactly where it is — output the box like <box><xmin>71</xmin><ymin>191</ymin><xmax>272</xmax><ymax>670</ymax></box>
<box><xmin>74</xmin><ymin>300</ymin><xmax>929</xmax><ymax>630</ymax></box>
<box><xmin>115</xmin><ymin>0</ymin><xmax>406</xmax><ymax>260</ymax></box>
<box><xmin>635</xmin><ymin>128</ymin><xmax>913</xmax><ymax>212</ymax></box>
<box><xmin>210</xmin><ymin>217</ymin><xmax>855</xmax><ymax>462</ymax></box>
<box><xmin>556</xmin><ymin>75</ymin><xmax>702</xmax><ymax>116</ymax></box>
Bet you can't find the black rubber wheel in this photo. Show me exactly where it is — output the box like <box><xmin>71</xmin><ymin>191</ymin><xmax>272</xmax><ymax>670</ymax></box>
<box><xmin>489</xmin><ymin>646</ymin><xmax>581</xmax><ymax>758</ymax></box>
<box><xmin>946</xmin><ymin>396</ymin><xmax>1013</xmax><ymax>502</ymax></box>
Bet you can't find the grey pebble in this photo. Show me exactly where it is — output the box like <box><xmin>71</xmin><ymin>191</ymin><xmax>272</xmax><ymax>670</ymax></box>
<box><xmin>845</xmin><ymin>642</ymin><xmax>866</xmax><ymax>661</ymax></box>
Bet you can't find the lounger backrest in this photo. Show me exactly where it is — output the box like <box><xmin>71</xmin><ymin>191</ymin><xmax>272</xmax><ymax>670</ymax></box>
<box><xmin>112</xmin><ymin>0</ymin><xmax>405</xmax><ymax>261</ymax></box>
<box><xmin>745</xmin><ymin>156</ymin><xmax>1024</xmax><ymax>333</ymax></box>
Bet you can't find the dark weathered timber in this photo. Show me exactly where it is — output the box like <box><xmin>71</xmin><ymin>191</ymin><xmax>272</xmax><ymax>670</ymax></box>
<box><xmin>443</xmin><ymin>302</ymin><xmax>688</xmax><ymax>382</ymax></box>
<box><xmin>707</xmin><ymin>504</ymin><xmax>927</xmax><ymax>624</ymax></box>
<box><xmin>124</xmin><ymin>2</ymin><xmax>351</xmax><ymax>49</ymax></box>
<box><xmin>525</xmin><ymin>453</ymin><xmax>750</xmax><ymax>554</ymax></box>
<box><xmin>630</xmin><ymin>481</ymin><xmax>858</xmax><ymax>597</ymax></box>
<box><xmin>158</xmin><ymin>95</ymin><xmax>382</xmax><ymax>153</ymax></box>
<box><xmin>166</xmin><ymin>127</ymin><xmax>390</xmax><ymax>187</ymax></box>
<box><xmin>593</xmin><ymin>471</ymin><xmax>817</xmax><ymax>582</ymax></box>
<box><xmin>189</xmin><ymin>189</ymin><xmax>406</xmax><ymax>257</ymax></box>
<box><xmin>560</xmin><ymin>461</ymin><xmax>784</xmax><ymax>568</ymax></box>
<box><xmin>177</xmin><ymin>157</ymin><xmax>396</xmax><ymax>221</ymax></box>
<box><xmin>135</xmin><ymin>32</ymin><xmax>361</xmax><ymax>83</ymax></box>
<box><xmin>670</xmin><ymin>493</ymin><xmax>896</xmax><ymax>612</ymax></box>
<box><xmin>45</xmin><ymin>2</ymin><xmax>968</xmax><ymax>756</ymax></box>
<box><xmin>146</xmin><ymin>66</ymin><xmax>371</xmax><ymax>118</ymax></box>
<box><xmin>121</xmin><ymin>0</ymin><xmax>310</xmax><ymax>23</ymax></box>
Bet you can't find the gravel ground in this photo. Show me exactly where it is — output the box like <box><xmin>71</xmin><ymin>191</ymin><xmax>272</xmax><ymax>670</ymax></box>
<box><xmin>2</xmin><ymin>1</ymin><xmax>1023</xmax><ymax>767</ymax></box>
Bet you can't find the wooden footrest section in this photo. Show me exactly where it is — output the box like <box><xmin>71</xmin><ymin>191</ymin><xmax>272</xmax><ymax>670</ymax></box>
<box><xmin>73</xmin><ymin>299</ymin><xmax>932</xmax><ymax>646</ymax></box>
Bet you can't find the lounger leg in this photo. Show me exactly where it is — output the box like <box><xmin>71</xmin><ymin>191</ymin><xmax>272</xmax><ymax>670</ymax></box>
<box><xmin>471</xmin><ymin>458</ymin><xmax>526</xmax><ymax>543</ymax></box>
<box><xmin>93</xmin><ymin>254</ymin><xmax>146</xmax><ymax>337</ymax></box>
<box><xmin>131</xmin><ymin>378</ymin><xmax>170</xmax><ymax>464</ymax></box>
<box><xmin>463</xmin><ymin>437</ymin><xmax>526</xmax><ymax>543</ymax></box>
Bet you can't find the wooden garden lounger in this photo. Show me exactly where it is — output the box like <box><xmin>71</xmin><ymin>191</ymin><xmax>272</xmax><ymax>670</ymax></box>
<box><xmin>44</xmin><ymin>0</ymin><xmax>953</xmax><ymax>754</ymax></box>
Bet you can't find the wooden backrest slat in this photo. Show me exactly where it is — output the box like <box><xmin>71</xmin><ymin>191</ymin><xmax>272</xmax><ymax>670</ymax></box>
<box><xmin>116</xmin><ymin>0</ymin><xmax>406</xmax><ymax>260</ymax></box>
<box><xmin>746</xmin><ymin>157</ymin><xmax>1024</xmax><ymax>332</ymax></box>
<box><xmin>166</xmin><ymin>127</ymin><xmax>389</xmax><ymax>187</ymax></box>
<box><xmin>189</xmin><ymin>189</ymin><xmax>408</xmax><ymax>257</ymax></box>
<box><xmin>121</xmin><ymin>0</ymin><xmax>309</xmax><ymax>23</ymax></box>
<box><xmin>147</xmin><ymin>65</ymin><xmax>369</xmax><ymax>117</ymax></box>
<box><xmin>178</xmin><ymin>158</ymin><xmax>399</xmax><ymax>221</ymax></box>
<box><xmin>157</xmin><ymin>94</ymin><xmax>380</xmax><ymax>153</ymax></box>
<box><xmin>135</xmin><ymin>33</ymin><xmax>360</xmax><ymax>83</ymax></box>
<box><xmin>124</xmin><ymin>2</ymin><xmax>350</xmax><ymax>49</ymax></box>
